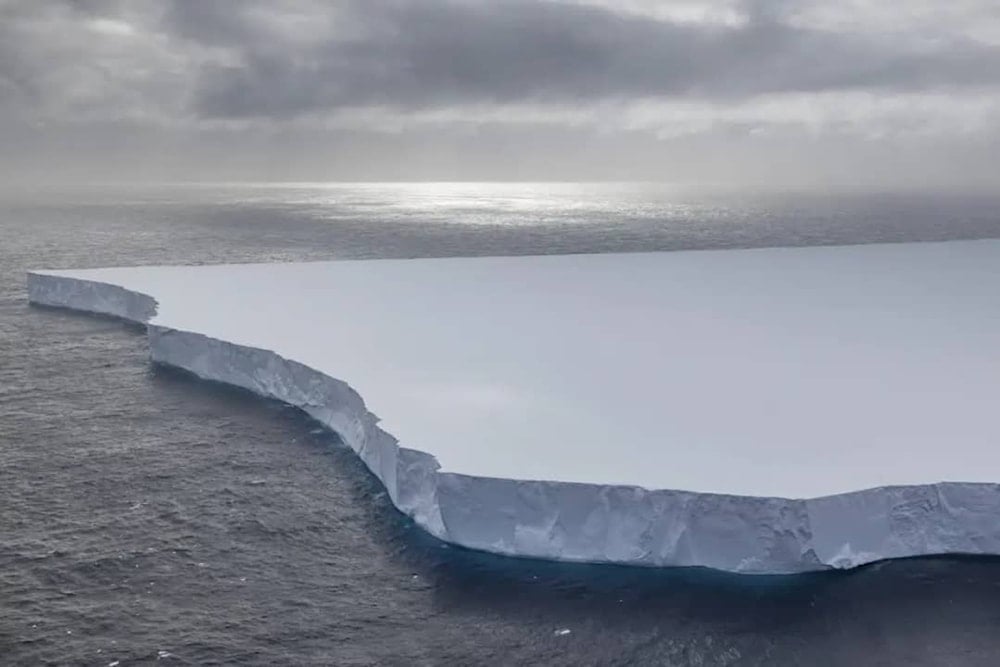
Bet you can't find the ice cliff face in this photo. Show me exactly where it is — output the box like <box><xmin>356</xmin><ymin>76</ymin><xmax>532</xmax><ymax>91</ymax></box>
<box><xmin>27</xmin><ymin>269</ymin><xmax>1000</xmax><ymax>574</ymax></box>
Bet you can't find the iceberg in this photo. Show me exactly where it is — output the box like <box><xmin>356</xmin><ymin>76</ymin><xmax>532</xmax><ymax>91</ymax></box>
<box><xmin>27</xmin><ymin>240</ymin><xmax>1000</xmax><ymax>574</ymax></box>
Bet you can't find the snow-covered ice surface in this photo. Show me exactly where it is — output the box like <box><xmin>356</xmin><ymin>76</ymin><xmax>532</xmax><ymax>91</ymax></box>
<box><xmin>27</xmin><ymin>240</ymin><xmax>1000</xmax><ymax>573</ymax></box>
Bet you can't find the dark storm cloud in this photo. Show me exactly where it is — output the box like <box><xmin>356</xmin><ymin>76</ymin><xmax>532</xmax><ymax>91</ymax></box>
<box><xmin>154</xmin><ymin>0</ymin><xmax>1000</xmax><ymax>120</ymax></box>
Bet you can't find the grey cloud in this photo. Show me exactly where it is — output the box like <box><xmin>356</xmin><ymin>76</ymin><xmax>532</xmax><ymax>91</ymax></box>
<box><xmin>1</xmin><ymin>0</ymin><xmax>1000</xmax><ymax>188</ymax></box>
<box><xmin>167</xmin><ymin>0</ymin><xmax>1000</xmax><ymax>119</ymax></box>
<box><xmin>0</xmin><ymin>1</ymin><xmax>176</xmax><ymax>120</ymax></box>
<box><xmin>2</xmin><ymin>0</ymin><xmax>999</xmax><ymax>124</ymax></box>
<box><xmin>161</xmin><ymin>0</ymin><xmax>273</xmax><ymax>49</ymax></box>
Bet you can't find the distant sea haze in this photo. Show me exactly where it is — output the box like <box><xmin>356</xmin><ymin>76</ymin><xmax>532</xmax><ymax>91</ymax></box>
<box><xmin>4</xmin><ymin>183</ymin><xmax>1000</xmax><ymax>264</ymax></box>
<box><xmin>4</xmin><ymin>183</ymin><xmax>1000</xmax><ymax>664</ymax></box>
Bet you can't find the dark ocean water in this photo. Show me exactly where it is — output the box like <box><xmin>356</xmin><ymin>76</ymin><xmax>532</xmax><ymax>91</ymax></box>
<box><xmin>3</xmin><ymin>183</ymin><xmax>1000</xmax><ymax>666</ymax></box>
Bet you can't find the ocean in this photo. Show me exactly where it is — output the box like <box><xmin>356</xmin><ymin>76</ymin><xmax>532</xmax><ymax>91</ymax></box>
<box><xmin>3</xmin><ymin>183</ymin><xmax>1000</xmax><ymax>665</ymax></box>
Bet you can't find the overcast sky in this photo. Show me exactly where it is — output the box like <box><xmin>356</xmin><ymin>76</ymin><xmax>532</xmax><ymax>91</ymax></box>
<box><xmin>2</xmin><ymin>0</ymin><xmax>999</xmax><ymax>188</ymax></box>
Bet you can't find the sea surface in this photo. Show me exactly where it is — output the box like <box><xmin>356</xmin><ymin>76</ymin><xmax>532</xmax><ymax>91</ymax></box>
<box><xmin>3</xmin><ymin>183</ymin><xmax>1000</xmax><ymax>666</ymax></box>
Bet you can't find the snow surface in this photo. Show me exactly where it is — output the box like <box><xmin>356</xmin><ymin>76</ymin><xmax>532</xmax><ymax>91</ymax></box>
<box><xmin>27</xmin><ymin>240</ymin><xmax>1000</xmax><ymax>573</ymax></box>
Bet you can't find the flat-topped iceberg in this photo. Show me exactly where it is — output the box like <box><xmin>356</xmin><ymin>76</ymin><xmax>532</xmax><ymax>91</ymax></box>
<box><xmin>27</xmin><ymin>240</ymin><xmax>1000</xmax><ymax>573</ymax></box>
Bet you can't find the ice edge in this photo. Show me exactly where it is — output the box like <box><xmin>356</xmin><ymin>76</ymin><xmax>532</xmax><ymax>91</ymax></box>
<box><xmin>27</xmin><ymin>270</ymin><xmax>1000</xmax><ymax>574</ymax></box>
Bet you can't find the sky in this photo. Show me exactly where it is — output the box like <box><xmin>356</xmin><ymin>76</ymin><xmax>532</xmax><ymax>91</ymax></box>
<box><xmin>2</xmin><ymin>0</ymin><xmax>999</xmax><ymax>188</ymax></box>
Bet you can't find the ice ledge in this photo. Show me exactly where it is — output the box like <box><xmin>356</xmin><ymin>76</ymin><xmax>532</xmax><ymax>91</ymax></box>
<box><xmin>26</xmin><ymin>270</ymin><xmax>1000</xmax><ymax>574</ymax></box>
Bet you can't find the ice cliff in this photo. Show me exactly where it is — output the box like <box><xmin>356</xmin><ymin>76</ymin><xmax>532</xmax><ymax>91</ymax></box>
<box><xmin>26</xmin><ymin>241</ymin><xmax>1000</xmax><ymax>574</ymax></box>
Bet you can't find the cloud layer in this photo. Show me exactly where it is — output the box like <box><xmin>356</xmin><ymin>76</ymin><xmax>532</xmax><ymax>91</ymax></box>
<box><xmin>2</xmin><ymin>0</ymin><xmax>999</xmax><ymax>185</ymax></box>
